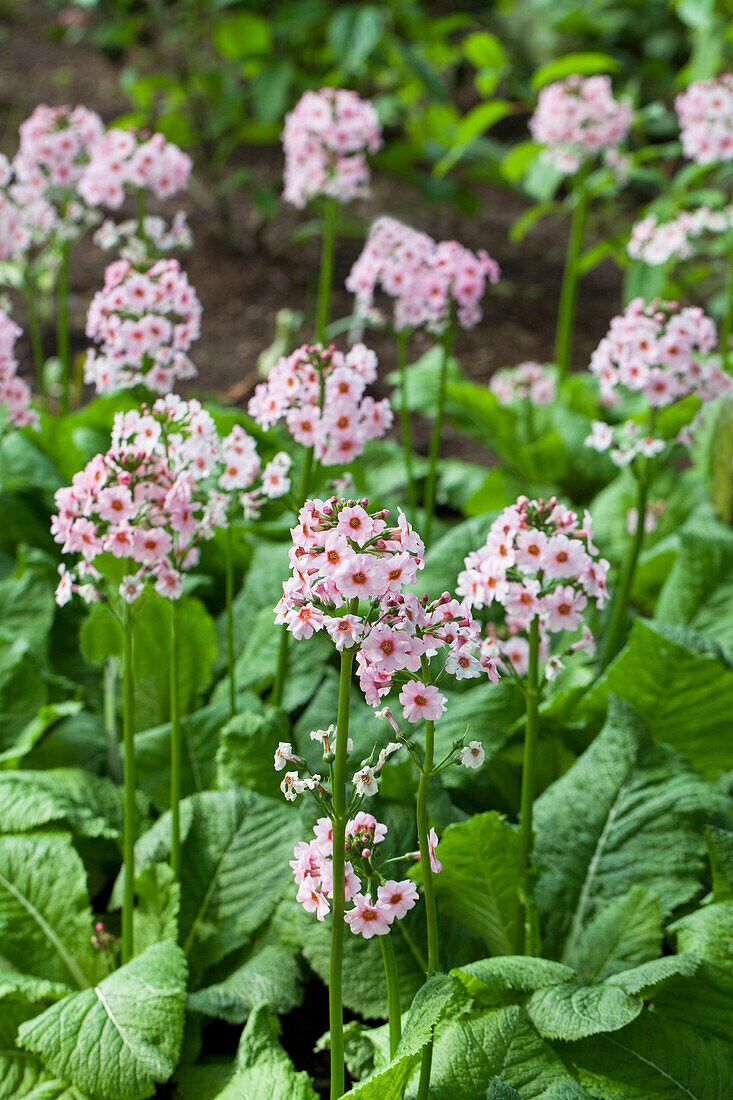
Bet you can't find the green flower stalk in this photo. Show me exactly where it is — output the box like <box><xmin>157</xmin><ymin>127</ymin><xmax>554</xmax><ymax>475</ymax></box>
<box><xmin>554</xmin><ymin>178</ymin><xmax>589</xmax><ymax>380</ymax></box>
<box><xmin>169</xmin><ymin>600</ymin><xmax>182</xmax><ymax>880</ymax></box>
<box><xmin>423</xmin><ymin>322</ymin><xmax>453</xmax><ymax>546</ymax></box>
<box><xmin>598</xmin><ymin>464</ymin><xmax>649</xmax><ymax>671</ymax></box>
<box><xmin>121</xmin><ymin>605</ymin><xmax>136</xmax><ymax>964</ymax></box>
<box><xmin>396</xmin><ymin>327</ymin><xmax>416</xmax><ymax>517</ymax></box>
<box><xmin>224</xmin><ymin>524</ymin><xmax>237</xmax><ymax>718</ymax></box>
<box><xmin>518</xmin><ymin>615</ymin><xmax>541</xmax><ymax>874</ymax></box>
<box><xmin>57</xmin><ymin>238</ymin><xmax>72</xmax><ymax>415</ymax></box>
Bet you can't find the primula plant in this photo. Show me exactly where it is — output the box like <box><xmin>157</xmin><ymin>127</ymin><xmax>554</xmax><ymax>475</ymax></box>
<box><xmin>0</xmin><ymin>12</ymin><xmax>732</xmax><ymax>1100</ymax></box>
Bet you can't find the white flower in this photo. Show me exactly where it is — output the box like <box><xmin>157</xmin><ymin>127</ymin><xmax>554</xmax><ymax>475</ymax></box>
<box><xmin>119</xmin><ymin>575</ymin><xmax>144</xmax><ymax>603</ymax></box>
<box><xmin>274</xmin><ymin>741</ymin><xmax>295</xmax><ymax>772</ymax></box>
<box><xmin>459</xmin><ymin>741</ymin><xmax>485</xmax><ymax>769</ymax></box>
<box><xmin>353</xmin><ymin>765</ymin><xmax>379</xmax><ymax>797</ymax></box>
<box><xmin>545</xmin><ymin>655</ymin><xmax>565</xmax><ymax>681</ymax></box>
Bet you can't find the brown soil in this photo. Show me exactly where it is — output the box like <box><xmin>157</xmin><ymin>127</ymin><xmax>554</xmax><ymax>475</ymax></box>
<box><xmin>0</xmin><ymin>2</ymin><xmax>622</xmax><ymax>460</ymax></box>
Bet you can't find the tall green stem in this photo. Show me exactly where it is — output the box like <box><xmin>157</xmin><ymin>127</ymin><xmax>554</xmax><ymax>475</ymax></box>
<box><xmin>225</xmin><ymin>525</ymin><xmax>237</xmax><ymax>718</ymax></box>
<box><xmin>423</xmin><ymin>324</ymin><xmax>453</xmax><ymax>546</ymax></box>
<box><xmin>554</xmin><ymin>180</ymin><xmax>588</xmax><ymax>380</ymax></box>
<box><xmin>121</xmin><ymin>609</ymin><xmax>136</xmax><ymax>964</ymax></box>
<box><xmin>271</xmin><ymin>446</ymin><xmax>314</xmax><ymax>708</ymax></box>
<box><xmin>720</xmin><ymin>235</ymin><xmax>733</xmax><ymax>372</ymax></box>
<box><xmin>397</xmin><ymin>328</ymin><xmax>416</xmax><ymax>516</ymax></box>
<box><xmin>415</xmin><ymin>717</ymin><xmax>438</xmax><ymax>1100</ymax></box>
<box><xmin>599</xmin><ymin>470</ymin><xmax>649</xmax><ymax>671</ymax></box>
<box><xmin>104</xmin><ymin>657</ymin><xmax>121</xmax><ymax>784</ymax></box>
<box><xmin>329</xmin><ymin>641</ymin><xmax>355</xmax><ymax>1100</ymax></box>
<box><xmin>57</xmin><ymin>240</ymin><xmax>71</xmax><ymax>415</ymax></box>
<box><xmin>170</xmin><ymin>602</ymin><xmax>182</xmax><ymax>879</ymax></box>
<box><xmin>519</xmin><ymin>615</ymin><xmax>540</xmax><ymax>880</ymax></box>
<box><xmin>380</xmin><ymin>933</ymin><xmax>402</xmax><ymax>1057</ymax></box>
<box><xmin>23</xmin><ymin>272</ymin><xmax>45</xmax><ymax>394</ymax></box>
<box><xmin>317</xmin><ymin>197</ymin><xmax>338</xmax><ymax>343</ymax></box>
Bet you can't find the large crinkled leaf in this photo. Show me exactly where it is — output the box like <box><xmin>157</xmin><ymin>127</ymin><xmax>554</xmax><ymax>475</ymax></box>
<box><xmin>427</xmin><ymin>1004</ymin><xmax>590</xmax><ymax>1099</ymax></box>
<box><xmin>533</xmin><ymin>696</ymin><xmax>722</xmax><ymax>959</ymax></box>
<box><xmin>415</xmin><ymin>812</ymin><xmax>524</xmax><ymax>955</ymax></box>
<box><xmin>188</xmin><ymin>942</ymin><xmax>302</xmax><ymax>1023</ymax></box>
<box><xmin>525</xmin><ymin>981</ymin><xmax>646</xmax><ymax>1041</ymax></box>
<box><xmin>0</xmin><ymin>833</ymin><xmax>100</xmax><ymax>988</ymax></box>
<box><xmin>0</xmin><ymin>768</ymin><xmax>131</xmax><ymax>838</ymax></box>
<box><xmin>0</xmin><ymin>969</ymin><xmax>71</xmax><ymax>1005</ymax></box>
<box><xmin>564</xmin><ymin>886</ymin><xmax>663</xmax><ymax>984</ymax></box>
<box><xmin>566</xmin><ymin>1013</ymin><xmax>733</xmax><ymax>1099</ymax></box>
<box><xmin>487</xmin><ymin>1082</ymin><xmax>524</xmax><ymax>1100</ymax></box>
<box><xmin>208</xmin><ymin>1003</ymin><xmax>317</xmax><ymax>1100</ymax></box>
<box><xmin>604</xmin><ymin>954</ymin><xmax>700</xmax><ymax>998</ymax></box>
<box><xmin>128</xmin><ymin>788</ymin><xmax>298</xmax><ymax>978</ymax></box>
<box><xmin>582</xmin><ymin>620</ymin><xmax>733</xmax><ymax>779</ymax></box>
<box><xmin>131</xmin><ymin>864</ymin><xmax>180</xmax><ymax>955</ymax></box>
<box><xmin>18</xmin><ymin>941</ymin><xmax>187</xmax><ymax>1100</ymax></box>
<box><xmin>453</xmin><ymin>956</ymin><xmax>575</xmax><ymax>1005</ymax></box>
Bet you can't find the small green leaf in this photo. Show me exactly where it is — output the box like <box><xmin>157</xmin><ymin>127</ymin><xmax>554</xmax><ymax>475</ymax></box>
<box><xmin>532</xmin><ymin>53</ymin><xmax>621</xmax><ymax>91</ymax></box>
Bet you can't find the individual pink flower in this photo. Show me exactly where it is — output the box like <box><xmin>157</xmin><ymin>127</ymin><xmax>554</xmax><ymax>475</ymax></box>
<box><xmin>398</xmin><ymin>680</ymin><xmax>446</xmax><ymax>724</ymax></box>
<box><xmin>344</xmin><ymin>893</ymin><xmax>392</xmax><ymax>939</ymax></box>
<box><xmin>542</xmin><ymin>585</ymin><xmax>588</xmax><ymax>633</ymax></box>
<box><xmin>490</xmin><ymin>361</ymin><xmax>556</xmax><ymax>406</ymax></box>
<box><xmin>428</xmin><ymin>827</ymin><xmax>442</xmax><ymax>874</ymax></box>
<box><xmin>377</xmin><ymin>879</ymin><xmax>419</xmax><ymax>920</ymax></box>
<box><xmin>297</xmin><ymin>880</ymin><xmax>330</xmax><ymax>921</ymax></box>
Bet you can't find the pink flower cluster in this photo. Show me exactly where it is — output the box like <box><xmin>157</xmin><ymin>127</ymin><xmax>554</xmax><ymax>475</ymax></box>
<box><xmin>586</xmin><ymin>298</ymin><xmax>729</xmax><ymax>461</ymax></box>
<box><xmin>529</xmin><ymin>75</ymin><xmax>633</xmax><ymax>174</ymax></box>
<box><xmin>15</xmin><ymin>104</ymin><xmax>103</xmax><ymax>196</ymax></box>
<box><xmin>0</xmin><ymin>309</ymin><xmax>37</xmax><ymax>430</ymax></box>
<box><xmin>0</xmin><ymin>104</ymin><xmax>103</xmax><ymax>253</ymax></box>
<box><xmin>628</xmin><ymin>207</ymin><xmax>732</xmax><ymax>266</ymax></box>
<box><xmin>52</xmin><ymin>396</ymin><xmax>285</xmax><ymax>606</ymax></box>
<box><xmin>457</xmin><ymin>496</ymin><xmax>609</xmax><ymax>671</ymax></box>
<box><xmin>78</xmin><ymin>128</ymin><xmax>192</xmax><ymax>209</ymax></box>
<box><xmin>85</xmin><ymin>257</ymin><xmax>201</xmax><ymax>394</ymax></box>
<box><xmin>282</xmin><ymin>88</ymin><xmax>382</xmax><ymax>209</ymax></box>
<box><xmin>675</xmin><ymin>75</ymin><xmax>733</xmax><ymax>164</ymax></box>
<box><xmin>290</xmin><ymin>813</ymin><xmax>418</xmax><ymax>937</ymax></box>
<box><xmin>490</xmin><ymin>361</ymin><xmax>556</xmax><ymax>406</ymax></box>
<box><xmin>248</xmin><ymin>343</ymin><xmax>391</xmax><ymax>466</ymax></box>
<box><xmin>276</xmin><ymin>498</ymin><xmax>499</xmax><ymax>719</ymax></box>
<box><xmin>347</xmin><ymin>215</ymin><xmax>500</xmax><ymax>332</ymax></box>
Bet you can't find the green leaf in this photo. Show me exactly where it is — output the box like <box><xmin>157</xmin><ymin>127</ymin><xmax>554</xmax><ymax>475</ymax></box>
<box><xmin>565</xmin><ymin>886</ymin><xmax>663</xmax><ymax>984</ymax></box>
<box><xmin>343</xmin><ymin>976</ymin><xmax>458</xmax><ymax>1099</ymax></box>
<box><xmin>210</xmin><ymin>1003</ymin><xmax>317</xmax><ymax>1099</ymax></box>
<box><xmin>567</xmin><ymin>1013</ymin><xmax>733</xmax><ymax>1099</ymax></box>
<box><xmin>0</xmin><ymin>701</ymin><xmax>82</xmax><ymax>769</ymax></box>
<box><xmin>526</xmin><ymin>980</ymin><xmax>645</xmax><ymax>1041</ymax></box>
<box><xmin>532</xmin><ymin>53</ymin><xmax>621</xmax><ymax>90</ymax></box>
<box><xmin>214</xmin><ymin>12</ymin><xmax>272</xmax><ymax>59</ymax></box>
<box><xmin>654</xmin><ymin>527</ymin><xmax>733</xmax><ymax>656</ymax></box>
<box><xmin>706</xmin><ymin>826</ymin><xmax>733</xmax><ymax>901</ymax></box>
<box><xmin>386</xmin><ymin>345</ymin><xmax>466</xmax><ymax>417</ymax></box>
<box><xmin>419</xmin><ymin>812</ymin><xmax>524</xmax><ymax>954</ymax></box>
<box><xmin>582</xmin><ymin>619</ymin><xmax>733</xmax><ymax>778</ymax></box>
<box><xmin>132</xmin><ymin>863</ymin><xmax>180</xmax><ymax>955</ymax></box>
<box><xmin>0</xmin><ymin>565</ymin><xmax>56</xmax><ymax>655</ymax></box>
<box><xmin>217</xmin><ymin>707</ymin><xmax>290</xmax><ymax>799</ymax></box>
<box><xmin>672</xmin><ymin>900</ymin><xmax>733</xmax><ymax>968</ymax></box>
<box><xmin>129</xmin><ymin>788</ymin><xmax>298</xmax><ymax>979</ymax></box>
<box><xmin>0</xmin><ymin>639</ymin><xmax>48</xmax><ymax>748</ymax></box>
<box><xmin>188</xmin><ymin>942</ymin><xmax>302</xmax><ymax>1023</ymax></box>
<box><xmin>0</xmin><ymin>833</ymin><xmax>99</xmax><ymax>988</ymax></box>
<box><xmin>428</xmin><ymin>1003</ymin><xmax>590</xmax><ymax>1098</ymax></box>
<box><xmin>435</xmin><ymin>100</ymin><xmax>512</xmax><ymax>176</ymax></box>
<box><xmin>0</xmin><ymin>768</ymin><xmax>129</xmax><ymax>838</ymax></box>
<box><xmin>487</xmin><ymin>1081</ymin><xmax>524</xmax><ymax>1100</ymax></box>
<box><xmin>453</xmin><ymin>956</ymin><xmax>575</xmax><ymax>1005</ymax></box>
<box><xmin>327</xmin><ymin>5</ymin><xmax>384</xmax><ymax>74</ymax></box>
<box><xmin>464</xmin><ymin>31</ymin><xmax>507</xmax><ymax>70</ymax></box>
<box><xmin>534</xmin><ymin>696</ymin><xmax>722</xmax><ymax>958</ymax></box>
<box><xmin>18</xmin><ymin>941</ymin><xmax>188</xmax><ymax>1100</ymax></box>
